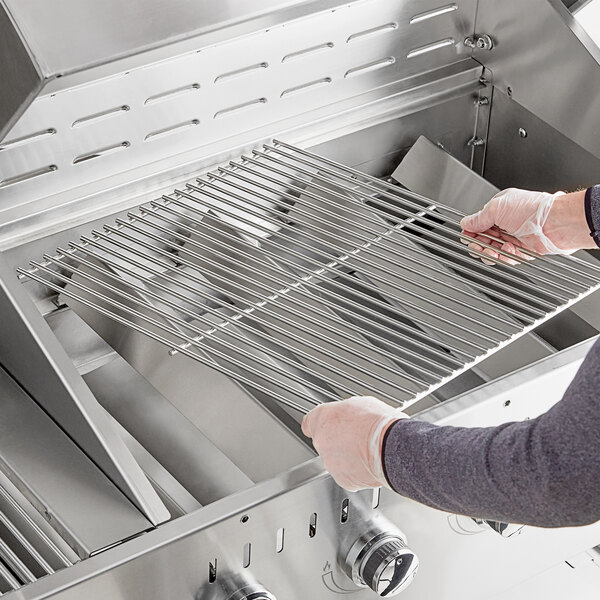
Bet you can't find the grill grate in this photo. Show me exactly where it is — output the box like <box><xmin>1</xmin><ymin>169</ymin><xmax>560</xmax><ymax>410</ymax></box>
<box><xmin>0</xmin><ymin>475</ymin><xmax>76</xmax><ymax>595</ymax></box>
<box><xmin>18</xmin><ymin>141</ymin><xmax>600</xmax><ymax>414</ymax></box>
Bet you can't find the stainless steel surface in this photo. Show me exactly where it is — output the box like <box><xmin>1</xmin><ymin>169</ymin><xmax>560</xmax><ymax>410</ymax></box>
<box><xmin>4</xmin><ymin>1</ymin><xmax>600</xmax><ymax>597</ymax></box>
<box><xmin>18</xmin><ymin>142</ymin><xmax>600</xmax><ymax>415</ymax></box>
<box><xmin>342</xmin><ymin>518</ymin><xmax>419</xmax><ymax>596</ymax></box>
<box><xmin>203</xmin><ymin>572</ymin><xmax>277</xmax><ymax>600</ymax></box>
<box><xmin>6</xmin><ymin>405</ymin><xmax>600</xmax><ymax>600</ymax></box>
<box><xmin>1</xmin><ymin>0</ymin><xmax>319</xmax><ymax>76</ymax></box>
<box><xmin>392</xmin><ymin>135</ymin><xmax>499</xmax><ymax>215</ymax></box>
<box><xmin>48</xmin><ymin>305</ymin><xmax>256</xmax><ymax>506</ymax></box>
<box><xmin>0</xmin><ymin>366</ymin><xmax>151</xmax><ymax>558</ymax></box>
<box><xmin>484</xmin><ymin>89</ymin><xmax>600</xmax><ymax>192</ymax></box>
<box><xmin>0</xmin><ymin>254</ymin><xmax>169</xmax><ymax>526</ymax></box>
<box><xmin>84</xmin><ymin>357</ymin><xmax>256</xmax><ymax>504</ymax></box>
<box><xmin>390</xmin><ymin>135</ymin><xmax>556</xmax><ymax>383</ymax></box>
<box><xmin>0</xmin><ymin>3</ymin><xmax>43</xmax><ymax>141</ymax></box>
<box><xmin>473</xmin><ymin>0</ymin><xmax>600</xmax><ymax>160</ymax></box>
<box><xmin>0</xmin><ymin>0</ymin><xmax>479</xmax><ymax>249</ymax></box>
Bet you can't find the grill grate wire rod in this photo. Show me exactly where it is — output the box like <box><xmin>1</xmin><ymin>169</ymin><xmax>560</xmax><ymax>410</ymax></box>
<box><xmin>18</xmin><ymin>141</ymin><xmax>600</xmax><ymax>413</ymax></box>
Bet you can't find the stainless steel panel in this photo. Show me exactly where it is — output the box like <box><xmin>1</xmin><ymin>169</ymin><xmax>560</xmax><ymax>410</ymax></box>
<box><xmin>7</xmin><ymin>386</ymin><xmax>600</xmax><ymax>600</ymax></box>
<box><xmin>0</xmin><ymin>2</ymin><xmax>43</xmax><ymax>141</ymax></box>
<box><xmin>0</xmin><ymin>367</ymin><xmax>151</xmax><ymax>558</ymax></box>
<box><xmin>83</xmin><ymin>357</ymin><xmax>256</xmax><ymax>505</ymax></box>
<box><xmin>484</xmin><ymin>89</ymin><xmax>600</xmax><ymax>192</ymax></box>
<box><xmin>0</xmin><ymin>254</ymin><xmax>169</xmax><ymax>526</ymax></box>
<box><xmin>0</xmin><ymin>0</ymin><xmax>479</xmax><ymax>248</ymax></box>
<box><xmin>392</xmin><ymin>135</ymin><xmax>498</xmax><ymax>215</ymax></box>
<box><xmin>53</xmin><ymin>306</ymin><xmax>316</xmax><ymax>482</ymax></box>
<box><xmin>474</xmin><ymin>0</ymin><xmax>600</xmax><ymax>160</ymax></box>
<box><xmin>0</xmin><ymin>71</ymin><xmax>483</xmax><ymax>256</ymax></box>
<box><xmin>2</xmin><ymin>0</ymin><xmax>339</xmax><ymax>76</ymax></box>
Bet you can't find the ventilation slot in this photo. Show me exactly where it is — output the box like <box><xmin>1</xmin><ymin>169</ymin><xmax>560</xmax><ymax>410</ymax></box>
<box><xmin>410</xmin><ymin>4</ymin><xmax>458</xmax><ymax>24</ymax></box>
<box><xmin>0</xmin><ymin>128</ymin><xmax>56</xmax><ymax>151</ymax></box>
<box><xmin>341</xmin><ymin>499</ymin><xmax>349</xmax><ymax>523</ymax></box>
<box><xmin>344</xmin><ymin>57</ymin><xmax>395</xmax><ymax>78</ymax></box>
<box><xmin>73</xmin><ymin>141</ymin><xmax>130</xmax><ymax>165</ymax></box>
<box><xmin>281</xmin><ymin>78</ymin><xmax>332</xmax><ymax>98</ymax></box>
<box><xmin>276</xmin><ymin>528</ymin><xmax>285</xmax><ymax>553</ymax></box>
<box><xmin>243</xmin><ymin>543</ymin><xmax>251</xmax><ymax>568</ymax></box>
<box><xmin>145</xmin><ymin>83</ymin><xmax>200</xmax><ymax>105</ymax></box>
<box><xmin>407</xmin><ymin>38</ymin><xmax>455</xmax><ymax>58</ymax></box>
<box><xmin>309</xmin><ymin>513</ymin><xmax>318</xmax><ymax>538</ymax></box>
<box><xmin>0</xmin><ymin>165</ymin><xmax>57</xmax><ymax>189</ymax></box>
<box><xmin>282</xmin><ymin>42</ymin><xmax>334</xmax><ymax>62</ymax></box>
<box><xmin>372</xmin><ymin>488</ymin><xmax>381</xmax><ymax>509</ymax></box>
<box><xmin>347</xmin><ymin>22</ymin><xmax>397</xmax><ymax>43</ymax></box>
<box><xmin>72</xmin><ymin>105</ymin><xmax>130</xmax><ymax>128</ymax></box>
<box><xmin>145</xmin><ymin>120</ymin><xmax>200</xmax><ymax>142</ymax></box>
<box><xmin>214</xmin><ymin>98</ymin><xmax>267</xmax><ymax>119</ymax></box>
<box><xmin>214</xmin><ymin>62</ymin><xmax>268</xmax><ymax>84</ymax></box>
<box><xmin>208</xmin><ymin>559</ymin><xmax>217</xmax><ymax>583</ymax></box>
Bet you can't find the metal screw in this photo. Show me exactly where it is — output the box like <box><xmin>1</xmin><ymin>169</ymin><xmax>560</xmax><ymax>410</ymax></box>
<box><xmin>503</xmin><ymin>400</ymin><xmax>511</xmax><ymax>407</ymax></box>
<box><xmin>518</xmin><ymin>128</ymin><xmax>528</xmax><ymax>139</ymax></box>
<box><xmin>241</xmin><ymin>515</ymin><xmax>250</xmax><ymax>524</ymax></box>
<box><xmin>476</xmin><ymin>34</ymin><xmax>494</xmax><ymax>51</ymax></box>
<box><xmin>476</xmin><ymin>96</ymin><xmax>490</xmax><ymax>106</ymax></box>
<box><xmin>467</xmin><ymin>136</ymin><xmax>485</xmax><ymax>148</ymax></box>
<box><xmin>507</xmin><ymin>86</ymin><xmax>513</xmax><ymax>97</ymax></box>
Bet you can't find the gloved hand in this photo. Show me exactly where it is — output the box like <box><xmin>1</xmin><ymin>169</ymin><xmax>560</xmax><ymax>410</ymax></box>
<box><xmin>459</xmin><ymin>188</ymin><xmax>589</xmax><ymax>265</ymax></box>
<box><xmin>301</xmin><ymin>396</ymin><xmax>407</xmax><ymax>492</ymax></box>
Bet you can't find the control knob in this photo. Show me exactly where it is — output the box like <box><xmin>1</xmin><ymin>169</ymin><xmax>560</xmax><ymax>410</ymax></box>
<box><xmin>202</xmin><ymin>572</ymin><xmax>276</xmax><ymax>600</ymax></box>
<box><xmin>342</xmin><ymin>521</ymin><xmax>419</xmax><ymax>597</ymax></box>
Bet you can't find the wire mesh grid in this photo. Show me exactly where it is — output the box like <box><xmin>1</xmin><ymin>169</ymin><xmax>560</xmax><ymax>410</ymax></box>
<box><xmin>18</xmin><ymin>140</ymin><xmax>600</xmax><ymax>414</ymax></box>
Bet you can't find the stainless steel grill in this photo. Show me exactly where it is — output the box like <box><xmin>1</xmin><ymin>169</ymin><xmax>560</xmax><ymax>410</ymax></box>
<box><xmin>4</xmin><ymin>1</ymin><xmax>600</xmax><ymax>598</ymax></box>
<box><xmin>18</xmin><ymin>141</ymin><xmax>600</xmax><ymax>414</ymax></box>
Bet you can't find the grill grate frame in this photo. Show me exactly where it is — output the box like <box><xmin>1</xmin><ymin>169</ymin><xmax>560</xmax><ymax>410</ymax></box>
<box><xmin>18</xmin><ymin>141</ymin><xmax>600</xmax><ymax>414</ymax></box>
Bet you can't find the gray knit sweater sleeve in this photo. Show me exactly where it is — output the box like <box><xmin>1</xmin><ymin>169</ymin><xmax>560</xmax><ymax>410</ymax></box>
<box><xmin>585</xmin><ymin>185</ymin><xmax>600</xmax><ymax>248</ymax></box>
<box><xmin>382</xmin><ymin>338</ymin><xmax>600</xmax><ymax>528</ymax></box>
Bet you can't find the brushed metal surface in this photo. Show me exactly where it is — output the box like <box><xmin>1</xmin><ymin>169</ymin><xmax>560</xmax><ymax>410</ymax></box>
<box><xmin>392</xmin><ymin>135</ymin><xmax>499</xmax><ymax>215</ymax></box>
<box><xmin>2</xmin><ymin>0</ymin><xmax>335</xmax><ymax>76</ymax></box>
<box><xmin>0</xmin><ymin>0</ymin><xmax>477</xmax><ymax>247</ymax></box>
<box><xmin>83</xmin><ymin>358</ymin><xmax>256</xmax><ymax>505</ymax></box>
<box><xmin>0</xmin><ymin>366</ymin><xmax>151</xmax><ymax>558</ymax></box>
<box><xmin>7</xmin><ymin>339</ymin><xmax>600</xmax><ymax>600</ymax></box>
<box><xmin>0</xmin><ymin>2</ymin><xmax>43</xmax><ymax>141</ymax></box>
<box><xmin>19</xmin><ymin>142</ymin><xmax>600</xmax><ymax>415</ymax></box>
<box><xmin>0</xmin><ymin>254</ymin><xmax>170</xmax><ymax>526</ymax></box>
<box><xmin>484</xmin><ymin>89</ymin><xmax>600</xmax><ymax>193</ymax></box>
<box><xmin>474</xmin><ymin>0</ymin><xmax>600</xmax><ymax>160</ymax></box>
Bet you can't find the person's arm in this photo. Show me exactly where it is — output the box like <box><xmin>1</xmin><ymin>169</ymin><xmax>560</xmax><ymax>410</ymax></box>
<box><xmin>383</xmin><ymin>337</ymin><xmax>600</xmax><ymax>527</ymax></box>
<box><xmin>302</xmin><ymin>185</ymin><xmax>600</xmax><ymax>528</ymax></box>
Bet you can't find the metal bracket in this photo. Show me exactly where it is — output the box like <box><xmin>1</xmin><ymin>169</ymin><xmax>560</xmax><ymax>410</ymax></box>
<box><xmin>464</xmin><ymin>34</ymin><xmax>494</xmax><ymax>50</ymax></box>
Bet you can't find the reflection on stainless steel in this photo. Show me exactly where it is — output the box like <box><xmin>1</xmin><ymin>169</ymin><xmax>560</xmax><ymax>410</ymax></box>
<box><xmin>19</xmin><ymin>142</ymin><xmax>600</xmax><ymax>414</ymax></box>
<box><xmin>2</xmin><ymin>0</ymin><xmax>600</xmax><ymax>598</ymax></box>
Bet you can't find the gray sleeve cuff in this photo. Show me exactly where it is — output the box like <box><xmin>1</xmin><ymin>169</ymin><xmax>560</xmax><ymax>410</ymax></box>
<box><xmin>584</xmin><ymin>186</ymin><xmax>600</xmax><ymax>248</ymax></box>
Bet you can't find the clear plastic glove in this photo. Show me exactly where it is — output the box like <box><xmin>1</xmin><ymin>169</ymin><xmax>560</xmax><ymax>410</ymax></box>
<box><xmin>460</xmin><ymin>188</ymin><xmax>576</xmax><ymax>265</ymax></box>
<box><xmin>301</xmin><ymin>396</ymin><xmax>407</xmax><ymax>492</ymax></box>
